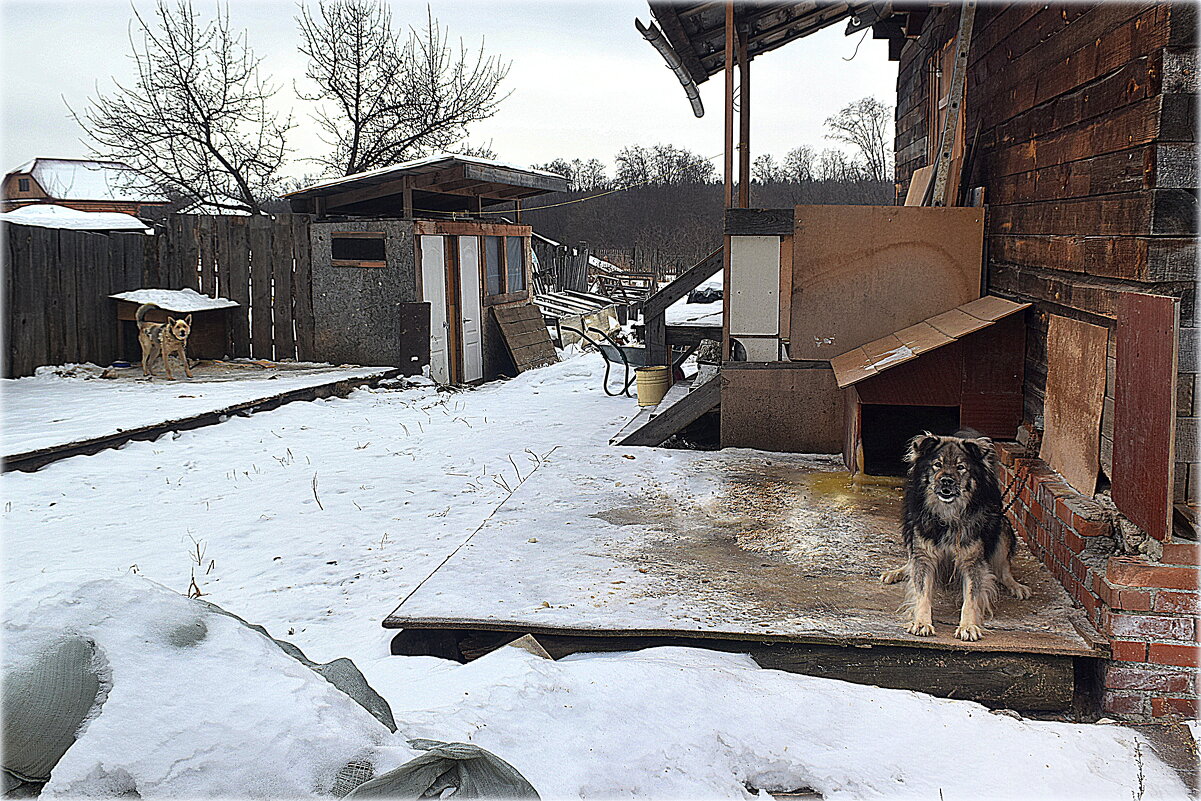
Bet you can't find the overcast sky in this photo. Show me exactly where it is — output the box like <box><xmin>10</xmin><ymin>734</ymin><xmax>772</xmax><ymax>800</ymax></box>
<box><xmin>1</xmin><ymin>0</ymin><xmax>898</xmax><ymax>179</ymax></box>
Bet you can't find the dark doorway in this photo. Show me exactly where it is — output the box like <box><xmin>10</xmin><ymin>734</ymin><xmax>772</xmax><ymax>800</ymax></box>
<box><xmin>862</xmin><ymin>404</ymin><xmax>960</xmax><ymax>476</ymax></box>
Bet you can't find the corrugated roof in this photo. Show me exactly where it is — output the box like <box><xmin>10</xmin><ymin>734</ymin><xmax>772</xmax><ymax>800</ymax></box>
<box><xmin>830</xmin><ymin>296</ymin><xmax>1032</xmax><ymax>388</ymax></box>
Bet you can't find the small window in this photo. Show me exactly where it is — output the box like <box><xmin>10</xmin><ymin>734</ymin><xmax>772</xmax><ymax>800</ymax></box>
<box><xmin>332</xmin><ymin>231</ymin><xmax>386</xmax><ymax>267</ymax></box>
<box><xmin>484</xmin><ymin>235</ymin><xmax>503</xmax><ymax>295</ymax></box>
<box><xmin>505</xmin><ymin>236</ymin><xmax>525</xmax><ymax>292</ymax></box>
<box><xmin>17</xmin><ymin>178</ymin><xmax>30</xmax><ymax>192</ymax></box>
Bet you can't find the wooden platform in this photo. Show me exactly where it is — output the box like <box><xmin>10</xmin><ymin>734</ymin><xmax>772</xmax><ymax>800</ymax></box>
<box><xmin>385</xmin><ymin>449</ymin><xmax>1106</xmax><ymax>710</ymax></box>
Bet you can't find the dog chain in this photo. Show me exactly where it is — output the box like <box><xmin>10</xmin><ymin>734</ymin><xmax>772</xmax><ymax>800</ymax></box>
<box><xmin>998</xmin><ymin>460</ymin><xmax>1031</xmax><ymax>516</ymax></box>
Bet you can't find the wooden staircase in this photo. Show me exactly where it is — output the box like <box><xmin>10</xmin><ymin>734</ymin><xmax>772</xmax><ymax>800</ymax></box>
<box><xmin>611</xmin><ymin>365</ymin><xmax>721</xmax><ymax>447</ymax></box>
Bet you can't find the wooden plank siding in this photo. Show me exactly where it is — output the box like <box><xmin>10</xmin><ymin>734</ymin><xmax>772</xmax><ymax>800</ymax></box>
<box><xmin>894</xmin><ymin>2</ymin><xmax>1197</xmax><ymax>507</ymax></box>
<box><xmin>3</xmin><ymin>214</ymin><xmax>317</xmax><ymax>376</ymax></box>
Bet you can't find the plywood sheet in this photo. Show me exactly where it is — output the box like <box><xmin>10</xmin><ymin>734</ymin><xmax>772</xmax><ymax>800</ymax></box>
<box><xmin>492</xmin><ymin>304</ymin><xmax>558</xmax><ymax>373</ymax></box>
<box><xmin>721</xmin><ymin>365</ymin><xmax>844</xmax><ymax>453</ymax></box>
<box><xmin>1112</xmin><ymin>293</ymin><xmax>1179</xmax><ymax>542</ymax></box>
<box><xmin>386</xmin><ymin>447</ymin><xmax>1097</xmax><ymax>658</ymax></box>
<box><xmin>729</xmin><ymin>235</ymin><xmax>781</xmax><ymax>337</ymax></box>
<box><xmin>790</xmin><ymin>205</ymin><xmax>983</xmax><ymax>360</ymax></box>
<box><xmin>1040</xmin><ymin>315</ymin><xmax>1108</xmax><ymax>496</ymax></box>
<box><xmin>831</xmin><ymin>296</ymin><xmax>1028</xmax><ymax>388</ymax></box>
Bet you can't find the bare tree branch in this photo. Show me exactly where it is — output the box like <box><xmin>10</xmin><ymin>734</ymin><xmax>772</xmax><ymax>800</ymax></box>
<box><xmin>824</xmin><ymin>97</ymin><xmax>894</xmax><ymax>182</ymax></box>
<box><xmin>69</xmin><ymin>1</ymin><xmax>291</xmax><ymax>214</ymax></box>
<box><xmin>297</xmin><ymin>1</ymin><xmax>511</xmax><ymax>176</ymax></box>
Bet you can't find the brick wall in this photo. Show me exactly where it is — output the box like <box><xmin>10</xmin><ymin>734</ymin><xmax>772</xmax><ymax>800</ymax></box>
<box><xmin>996</xmin><ymin>442</ymin><xmax>1199</xmax><ymax>718</ymax></box>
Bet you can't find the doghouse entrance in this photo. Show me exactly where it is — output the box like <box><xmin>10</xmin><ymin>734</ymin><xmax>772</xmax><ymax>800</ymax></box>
<box><xmin>861</xmin><ymin>404</ymin><xmax>960</xmax><ymax>476</ymax></box>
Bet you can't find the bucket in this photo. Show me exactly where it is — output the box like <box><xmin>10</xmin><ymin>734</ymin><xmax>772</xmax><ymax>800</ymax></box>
<box><xmin>635</xmin><ymin>366</ymin><xmax>671</xmax><ymax>407</ymax></box>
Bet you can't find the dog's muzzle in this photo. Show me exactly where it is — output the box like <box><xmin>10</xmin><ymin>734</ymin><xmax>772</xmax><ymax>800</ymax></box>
<box><xmin>935</xmin><ymin>477</ymin><xmax>961</xmax><ymax>502</ymax></box>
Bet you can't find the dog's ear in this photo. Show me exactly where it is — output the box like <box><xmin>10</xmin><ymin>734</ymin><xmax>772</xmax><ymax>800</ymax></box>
<box><xmin>184</xmin><ymin>314</ymin><xmax>192</xmax><ymax>326</ymax></box>
<box><xmin>166</xmin><ymin>316</ymin><xmax>175</xmax><ymax>326</ymax></box>
<box><xmin>961</xmin><ymin>437</ymin><xmax>996</xmax><ymax>467</ymax></box>
<box><xmin>904</xmin><ymin>431</ymin><xmax>939</xmax><ymax>463</ymax></box>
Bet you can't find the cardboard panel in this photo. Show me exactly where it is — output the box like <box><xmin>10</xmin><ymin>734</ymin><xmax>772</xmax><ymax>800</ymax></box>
<box><xmin>729</xmin><ymin>235</ymin><xmax>781</xmax><ymax>336</ymax></box>
<box><xmin>1112</xmin><ymin>293</ymin><xmax>1179</xmax><ymax>542</ymax></box>
<box><xmin>852</xmin><ymin>341</ymin><xmax>964</xmax><ymax>407</ymax></box>
<box><xmin>1040</xmin><ymin>315</ymin><xmax>1108</xmax><ymax>496</ymax></box>
<box><xmin>720</xmin><ymin>365</ymin><xmax>844</xmax><ymax>453</ymax></box>
<box><xmin>790</xmin><ymin>205</ymin><xmax>983</xmax><ymax>360</ymax></box>
<box><xmin>927</xmin><ymin>308</ymin><xmax>991</xmax><ymax>339</ymax></box>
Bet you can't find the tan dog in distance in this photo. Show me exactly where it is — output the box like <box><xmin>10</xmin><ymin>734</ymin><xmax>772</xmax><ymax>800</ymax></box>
<box><xmin>137</xmin><ymin>303</ymin><xmax>193</xmax><ymax>379</ymax></box>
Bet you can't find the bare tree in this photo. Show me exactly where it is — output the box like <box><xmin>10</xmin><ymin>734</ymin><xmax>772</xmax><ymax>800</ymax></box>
<box><xmin>72</xmin><ymin>1</ymin><xmax>291</xmax><ymax>214</ymax></box>
<box><xmin>533</xmin><ymin>157</ymin><xmax>610</xmax><ymax>191</ymax></box>
<box><xmin>824</xmin><ymin>97</ymin><xmax>893</xmax><ymax>182</ymax></box>
<box><xmin>783</xmin><ymin>146</ymin><xmax>816</xmax><ymax>182</ymax></box>
<box><xmin>615</xmin><ymin>144</ymin><xmax>714</xmax><ymax>187</ymax></box>
<box><xmin>752</xmin><ymin>153</ymin><xmax>783</xmax><ymax>184</ymax></box>
<box><xmin>297</xmin><ymin>1</ymin><xmax>510</xmax><ymax>176</ymax></box>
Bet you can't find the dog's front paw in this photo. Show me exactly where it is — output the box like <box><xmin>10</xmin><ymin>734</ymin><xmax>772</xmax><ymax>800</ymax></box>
<box><xmin>906</xmin><ymin>620</ymin><xmax>935</xmax><ymax>637</ymax></box>
<box><xmin>955</xmin><ymin>624</ymin><xmax>984</xmax><ymax>641</ymax></box>
<box><xmin>880</xmin><ymin>566</ymin><xmax>907</xmax><ymax>585</ymax></box>
<box><xmin>1009</xmin><ymin>582</ymin><xmax>1032</xmax><ymax>600</ymax></box>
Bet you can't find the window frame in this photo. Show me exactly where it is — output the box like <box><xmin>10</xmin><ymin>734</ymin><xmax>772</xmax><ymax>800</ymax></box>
<box><xmin>481</xmin><ymin>234</ymin><xmax>529</xmax><ymax>302</ymax></box>
<box><xmin>331</xmin><ymin>230</ymin><xmax>387</xmax><ymax>268</ymax></box>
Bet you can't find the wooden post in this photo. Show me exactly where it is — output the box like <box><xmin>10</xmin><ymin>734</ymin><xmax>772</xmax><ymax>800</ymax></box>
<box><xmin>402</xmin><ymin>177</ymin><xmax>414</xmax><ymax>219</ymax></box>
<box><xmin>723</xmin><ymin>2</ymin><xmax>735</xmax><ymax>210</ymax></box>
<box><xmin>515</xmin><ymin>198</ymin><xmax>523</xmax><ymax>224</ymax></box>
<box><xmin>737</xmin><ymin>25</ymin><xmax>750</xmax><ymax>209</ymax></box>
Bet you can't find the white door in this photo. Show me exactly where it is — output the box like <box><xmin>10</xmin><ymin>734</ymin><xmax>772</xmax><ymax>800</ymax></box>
<box><xmin>419</xmin><ymin>235</ymin><xmax>449</xmax><ymax>383</ymax></box>
<box><xmin>458</xmin><ymin>236</ymin><xmax>483</xmax><ymax>382</ymax></box>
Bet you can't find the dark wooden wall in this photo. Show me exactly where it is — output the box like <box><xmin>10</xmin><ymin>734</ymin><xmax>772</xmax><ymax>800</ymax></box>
<box><xmin>894</xmin><ymin>2</ymin><xmax>1197</xmax><ymax>506</ymax></box>
<box><xmin>4</xmin><ymin>213</ymin><xmax>316</xmax><ymax>377</ymax></box>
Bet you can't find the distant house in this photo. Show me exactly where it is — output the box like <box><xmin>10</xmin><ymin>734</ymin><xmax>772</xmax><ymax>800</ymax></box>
<box><xmin>2</xmin><ymin>158</ymin><xmax>169</xmax><ymax>216</ymax></box>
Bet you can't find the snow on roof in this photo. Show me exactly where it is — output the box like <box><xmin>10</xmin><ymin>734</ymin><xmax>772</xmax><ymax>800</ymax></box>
<box><xmin>9</xmin><ymin>158</ymin><xmax>167</xmax><ymax>203</ymax></box>
<box><xmin>286</xmin><ymin>153</ymin><xmax>566</xmax><ymax>197</ymax></box>
<box><xmin>0</xmin><ymin>204</ymin><xmax>152</xmax><ymax>232</ymax></box>
<box><xmin>109</xmin><ymin>288</ymin><xmax>239</xmax><ymax>312</ymax></box>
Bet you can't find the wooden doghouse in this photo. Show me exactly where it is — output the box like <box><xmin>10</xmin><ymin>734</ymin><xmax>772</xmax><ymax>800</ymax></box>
<box><xmin>111</xmin><ymin>288</ymin><xmax>238</xmax><ymax>362</ymax></box>
<box><xmin>830</xmin><ymin>296</ymin><xmax>1030</xmax><ymax>475</ymax></box>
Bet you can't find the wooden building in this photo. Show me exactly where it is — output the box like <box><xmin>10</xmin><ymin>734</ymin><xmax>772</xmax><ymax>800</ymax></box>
<box><xmin>286</xmin><ymin>155</ymin><xmax>569</xmax><ymax>383</ymax></box>
<box><xmin>3</xmin><ymin>158</ymin><xmax>169</xmax><ymax>216</ymax></box>
<box><xmin>636</xmin><ymin>1</ymin><xmax>1197</xmax><ymax>718</ymax></box>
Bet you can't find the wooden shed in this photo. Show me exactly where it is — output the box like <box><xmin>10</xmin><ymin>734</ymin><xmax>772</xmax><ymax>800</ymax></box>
<box><xmin>286</xmin><ymin>155</ymin><xmax>568</xmax><ymax>383</ymax></box>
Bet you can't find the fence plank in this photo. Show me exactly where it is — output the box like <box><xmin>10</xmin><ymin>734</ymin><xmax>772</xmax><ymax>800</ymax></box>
<box><xmin>271</xmin><ymin>216</ymin><xmax>296</xmax><ymax>359</ymax></box>
<box><xmin>6</xmin><ymin>224</ymin><xmax>32</xmax><ymax>375</ymax></box>
<box><xmin>224</xmin><ymin>217</ymin><xmax>252</xmax><ymax>357</ymax></box>
<box><xmin>58</xmin><ymin>230</ymin><xmax>80</xmax><ymax>364</ymax></box>
<box><xmin>248</xmin><ymin>215</ymin><xmax>274</xmax><ymax>359</ymax></box>
<box><xmin>27</xmin><ymin>227</ymin><xmax>52</xmax><ymax>370</ymax></box>
<box><xmin>45</xmin><ymin>228</ymin><xmax>68</xmax><ymax>364</ymax></box>
<box><xmin>291</xmin><ymin>214</ymin><xmax>315</xmax><ymax>361</ymax></box>
<box><xmin>2</xmin><ymin>225</ymin><xmax>13</xmax><ymax>376</ymax></box>
<box><xmin>197</xmin><ymin>216</ymin><xmax>218</xmax><ymax>297</ymax></box>
<box><xmin>75</xmin><ymin>231</ymin><xmax>107</xmax><ymax>366</ymax></box>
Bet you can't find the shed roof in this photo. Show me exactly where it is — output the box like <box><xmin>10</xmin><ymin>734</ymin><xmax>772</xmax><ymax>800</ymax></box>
<box><xmin>8</xmin><ymin>158</ymin><xmax>167</xmax><ymax>203</ymax></box>
<box><xmin>0</xmin><ymin>204</ymin><xmax>152</xmax><ymax>232</ymax></box>
<box><xmin>285</xmin><ymin>154</ymin><xmax>569</xmax><ymax>215</ymax></box>
<box><xmin>646</xmin><ymin>1</ymin><xmax>914</xmax><ymax>86</ymax></box>
<box><xmin>830</xmin><ymin>296</ymin><xmax>1032</xmax><ymax>389</ymax></box>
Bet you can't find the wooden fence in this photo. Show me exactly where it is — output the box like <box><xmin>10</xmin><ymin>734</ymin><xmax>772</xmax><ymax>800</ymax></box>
<box><xmin>4</xmin><ymin>213</ymin><xmax>314</xmax><ymax>378</ymax></box>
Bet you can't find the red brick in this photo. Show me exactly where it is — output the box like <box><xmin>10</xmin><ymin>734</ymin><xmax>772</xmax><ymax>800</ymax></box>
<box><xmin>1102</xmin><ymin>690</ymin><xmax>1148</xmax><ymax>716</ymax></box>
<box><xmin>1107</xmin><ymin>558</ymin><xmax>1200</xmax><ymax>590</ymax></box>
<box><xmin>1116</xmin><ymin>589</ymin><xmax>1154</xmax><ymax>611</ymax></box>
<box><xmin>1064</xmin><ymin>528</ymin><xmax>1086</xmax><ymax>554</ymax></box>
<box><xmin>1148</xmin><ymin>642</ymin><xmax>1201</xmax><ymax>668</ymax></box>
<box><xmin>1054</xmin><ymin>497</ymin><xmax>1073</xmax><ymax>523</ymax></box>
<box><xmin>1106</xmin><ymin>664</ymin><xmax>1195</xmax><ymax>693</ymax></box>
<box><xmin>1081</xmin><ymin>591</ymin><xmax>1101</xmax><ymax>625</ymax></box>
<box><xmin>1110</xmin><ymin>640</ymin><xmax>1149</xmax><ymax>662</ymax></box>
<box><xmin>1106</xmin><ymin>613</ymin><xmax>1195</xmax><ymax>641</ymax></box>
<box><xmin>1074</xmin><ymin>517</ymin><xmax>1109</xmax><ymax>538</ymax></box>
<box><xmin>1151</xmin><ymin>696</ymin><xmax>1199</xmax><ymax>718</ymax></box>
<box><xmin>1161</xmin><ymin>543</ymin><xmax>1201</xmax><ymax>566</ymax></box>
<box><xmin>1154</xmin><ymin>590</ymin><xmax>1201</xmax><ymax>615</ymax></box>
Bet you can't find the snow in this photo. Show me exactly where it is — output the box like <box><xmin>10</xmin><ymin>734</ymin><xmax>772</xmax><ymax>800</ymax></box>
<box><xmin>288</xmin><ymin>153</ymin><xmax>566</xmax><ymax>197</ymax></box>
<box><xmin>5</xmin><ymin>575</ymin><xmax>397</xmax><ymax>798</ymax></box>
<box><xmin>110</xmin><ymin>287</ymin><xmax>239</xmax><ymax>312</ymax></box>
<box><xmin>2</xmin><ymin>353</ymin><xmax>1191</xmax><ymax>799</ymax></box>
<box><xmin>869</xmin><ymin>344</ymin><xmax>916</xmax><ymax>370</ymax></box>
<box><xmin>13</xmin><ymin>159</ymin><xmax>165</xmax><ymax>203</ymax></box>
<box><xmin>2</xmin><ymin>363</ymin><xmax>394</xmax><ymax>457</ymax></box>
<box><xmin>665</xmin><ymin>272</ymin><xmax>723</xmax><ymax>327</ymax></box>
<box><xmin>0</xmin><ymin>204</ymin><xmax>151</xmax><ymax>232</ymax></box>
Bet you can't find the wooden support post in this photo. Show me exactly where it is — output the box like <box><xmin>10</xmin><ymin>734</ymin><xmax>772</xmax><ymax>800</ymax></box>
<box><xmin>737</xmin><ymin>26</ymin><xmax>750</xmax><ymax>209</ymax></box>
<box><xmin>723</xmin><ymin>1</ymin><xmax>735</xmax><ymax>211</ymax></box>
<box><xmin>515</xmin><ymin>198</ymin><xmax>523</xmax><ymax>224</ymax></box>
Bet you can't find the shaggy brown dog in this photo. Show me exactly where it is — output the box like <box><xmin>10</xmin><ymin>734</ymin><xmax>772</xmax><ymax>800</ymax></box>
<box><xmin>137</xmin><ymin>303</ymin><xmax>193</xmax><ymax>379</ymax></box>
<box><xmin>881</xmin><ymin>430</ymin><xmax>1030</xmax><ymax>641</ymax></box>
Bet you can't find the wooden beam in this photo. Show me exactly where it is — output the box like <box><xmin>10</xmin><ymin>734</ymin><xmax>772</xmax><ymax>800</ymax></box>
<box><xmin>723</xmin><ymin>1</ymin><xmax>735</xmax><ymax>210</ymax></box>
<box><xmin>737</xmin><ymin>24</ymin><xmax>751</xmax><ymax>209</ymax></box>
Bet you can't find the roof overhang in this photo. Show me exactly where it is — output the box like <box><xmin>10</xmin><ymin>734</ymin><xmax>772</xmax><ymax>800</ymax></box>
<box><xmin>285</xmin><ymin>155</ymin><xmax>569</xmax><ymax>216</ymax></box>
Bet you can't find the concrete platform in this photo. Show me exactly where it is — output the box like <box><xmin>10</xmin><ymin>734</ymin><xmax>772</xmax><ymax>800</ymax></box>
<box><xmin>385</xmin><ymin>448</ymin><xmax>1105</xmax><ymax>709</ymax></box>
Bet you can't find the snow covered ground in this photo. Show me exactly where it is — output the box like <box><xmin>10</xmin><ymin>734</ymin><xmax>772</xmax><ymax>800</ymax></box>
<box><xmin>2</xmin><ymin>353</ymin><xmax>1192</xmax><ymax>799</ymax></box>
<box><xmin>2</xmin><ymin>362</ymin><xmax>394</xmax><ymax>456</ymax></box>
